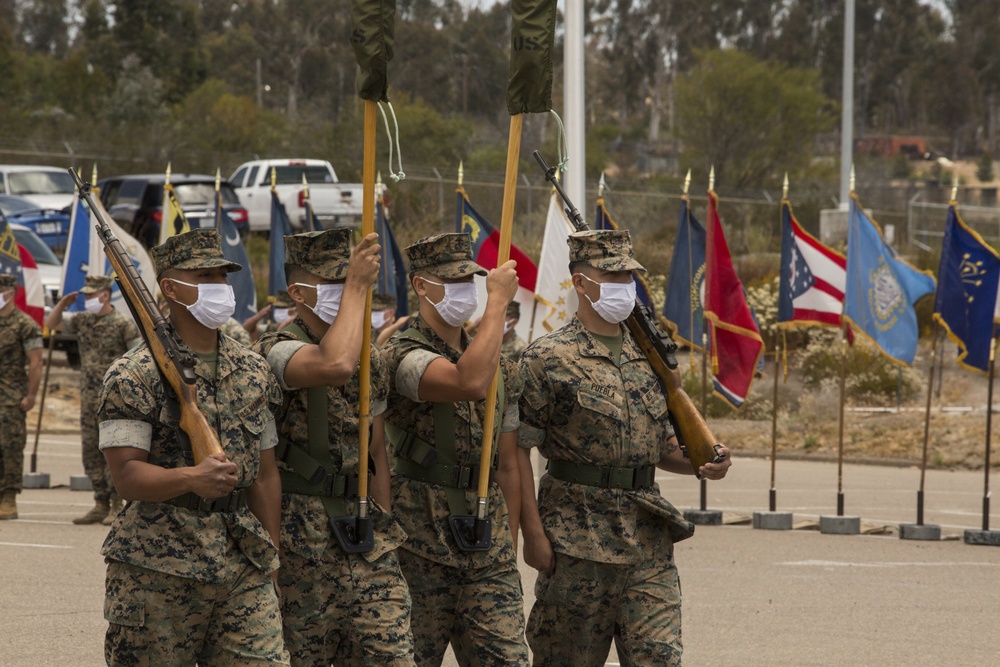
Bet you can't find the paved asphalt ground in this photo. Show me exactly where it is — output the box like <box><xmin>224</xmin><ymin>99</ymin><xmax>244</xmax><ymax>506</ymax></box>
<box><xmin>3</xmin><ymin>435</ymin><xmax>999</xmax><ymax>666</ymax></box>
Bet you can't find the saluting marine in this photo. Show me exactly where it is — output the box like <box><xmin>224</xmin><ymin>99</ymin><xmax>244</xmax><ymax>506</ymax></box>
<box><xmin>48</xmin><ymin>275</ymin><xmax>141</xmax><ymax>525</ymax></box>
<box><xmin>0</xmin><ymin>274</ymin><xmax>43</xmax><ymax>521</ymax></box>
<box><xmin>98</xmin><ymin>229</ymin><xmax>288</xmax><ymax>666</ymax></box>
<box><xmin>253</xmin><ymin>229</ymin><xmax>414</xmax><ymax>666</ymax></box>
<box><xmin>379</xmin><ymin>232</ymin><xmax>529</xmax><ymax>666</ymax></box>
<box><xmin>517</xmin><ymin>230</ymin><xmax>731</xmax><ymax>666</ymax></box>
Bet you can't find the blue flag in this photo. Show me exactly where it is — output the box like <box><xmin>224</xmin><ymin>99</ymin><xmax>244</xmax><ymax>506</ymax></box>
<box><xmin>217</xmin><ymin>197</ymin><xmax>257</xmax><ymax>322</ymax></box>
<box><xmin>844</xmin><ymin>196</ymin><xmax>936</xmax><ymax>365</ymax></box>
<box><xmin>662</xmin><ymin>198</ymin><xmax>707</xmax><ymax>350</ymax></box>
<box><xmin>269</xmin><ymin>190</ymin><xmax>293</xmax><ymax>299</ymax></box>
<box><xmin>595</xmin><ymin>198</ymin><xmax>653</xmax><ymax>309</ymax></box>
<box><xmin>933</xmin><ymin>205</ymin><xmax>1000</xmax><ymax>373</ymax></box>
<box><xmin>61</xmin><ymin>199</ymin><xmax>91</xmax><ymax>312</ymax></box>
<box><xmin>376</xmin><ymin>194</ymin><xmax>409</xmax><ymax>317</ymax></box>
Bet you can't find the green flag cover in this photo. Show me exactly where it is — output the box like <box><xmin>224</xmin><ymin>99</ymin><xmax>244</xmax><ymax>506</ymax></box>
<box><xmin>507</xmin><ymin>0</ymin><xmax>558</xmax><ymax>115</ymax></box>
<box><xmin>350</xmin><ymin>0</ymin><xmax>396</xmax><ymax>101</ymax></box>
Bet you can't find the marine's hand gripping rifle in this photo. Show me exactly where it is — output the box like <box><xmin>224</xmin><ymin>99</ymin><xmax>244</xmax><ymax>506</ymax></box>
<box><xmin>69</xmin><ymin>170</ymin><xmax>225</xmax><ymax>464</ymax></box>
<box><xmin>532</xmin><ymin>152</ymin><xmax>724</xmax><ymax>473</ymax></box>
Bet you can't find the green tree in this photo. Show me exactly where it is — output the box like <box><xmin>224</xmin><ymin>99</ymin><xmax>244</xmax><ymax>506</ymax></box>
<box><xmin>675</xmin><ymin>49</ymin><xmax>835</xmax><ymax>189</ymax></box>
<box><xmin>977</xmin><ymin>153</ymin><xmax>994</xmax><ymax>183</ymax></box>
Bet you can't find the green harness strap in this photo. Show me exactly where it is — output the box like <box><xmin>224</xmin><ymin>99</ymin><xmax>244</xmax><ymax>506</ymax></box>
<box><xmin>276</xmin><ymin>323</ymin><xmax>349</xmax><ymax>517</ymax></box>
<box><xmin>386</xmin><ymin>328</ymin><xmax>504</xmax><ymax>517</ymax></box>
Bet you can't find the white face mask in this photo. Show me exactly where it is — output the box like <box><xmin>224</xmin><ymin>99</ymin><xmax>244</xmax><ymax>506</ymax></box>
<box><xmin>371</xmin><ymin>310</ymin><xmax>392</xmax><ymax>330</ymax></box>
<box><xmin>273</xmin><ymin>307</ymin><xmax>291</xmax><ymax>323</ymax></box>
<box><xmin>579</xmin><ymin>274</ymin><xmax>636</xmax><ymax>324</ymax></box>
<box><xmin>84</xmin><ymin>295</ymin><xmax>105</xmax><ymax>315</ymax></box>
<box><xmin>421</xmin><ymin>278</ymin><xmax>478</xmax><ymax>327</ymax></box>
<box><xmin>0</xmin><ymin>289</ymin><xmax>10</xmax><ymax>310</ymax></box>
<box><xmin>294</xmin><ymin>282</ymin><xmax>344</xmax><ymax>325</ymax></box>
<box><xmin>169</xmin><ymin>279</ymin><xmax>236</xmax><ymax>329</ymax></box>
<box><xmin>503</xmin><ymin>321</ymin><xmax>512</xmax><ymax>335</ymax></box>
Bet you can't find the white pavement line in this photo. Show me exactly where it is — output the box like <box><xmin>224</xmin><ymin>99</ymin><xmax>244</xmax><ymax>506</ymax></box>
<box><xmin>9</xmin><ymin>519</ymin><xmax>77</xmax><ymax>525</ymax></box>
<box><xmin>780</xmin><ymin>559</ymin><xmax>1000</xmax><ymax>568</ymax></box>
<box><xmin>0</xmin><ymin>540</ymin><xmax>73</xmax><ymax>549</ymax></box>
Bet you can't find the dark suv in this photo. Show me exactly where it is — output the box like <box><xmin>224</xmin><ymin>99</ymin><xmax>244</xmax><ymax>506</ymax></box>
<box><xmin>97</xmin><ymin>174</ymin><xmax>249</xmax><ymax>248</ymax></box>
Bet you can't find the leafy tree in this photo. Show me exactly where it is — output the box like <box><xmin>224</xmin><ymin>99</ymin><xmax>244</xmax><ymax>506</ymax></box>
<box><xmin>977</xmin><ymin>153</ymin><xmax>994</xmax><ymax>183</ymax></box>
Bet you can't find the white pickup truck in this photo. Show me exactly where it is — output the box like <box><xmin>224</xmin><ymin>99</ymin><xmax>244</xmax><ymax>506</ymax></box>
<box><xmin>229</xmin><ymin>159</ymin><xmax>363</xmax><ymax>233</ymax></box>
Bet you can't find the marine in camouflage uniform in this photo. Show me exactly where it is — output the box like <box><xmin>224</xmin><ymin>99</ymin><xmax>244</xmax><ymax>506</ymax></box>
<box><xmin>500</xmin><ymin>301</ymin><xmax>527</xmax><ymax>362</ymax></box>
<box><xmin>253</xmin><ymin>229</ymin><xmax>414</xmax><ymax>666</ymax></box>
<box><xmin>517</xmin><ymin>230</ymin><xmax>732</xmax><ymax>667</ymax></box>
<box><xmin>48</xmin><ymin>275</ymin><xmax>141</xmax><ymax>525</ymax></box>
<box><xmin>0</xmin><ymin>274</ymin><xmax>44</xmax><ymax>520</ymax></box>
<box><xmin>220</xmin><ymin>316</ymin><xmax>253</xmax><ymax>346</ymax></box>
<box><xmin>98</xmin><ymin>229</ymin><xmax>288</xmax><ymax>666</ymax></box>
<box><xmin>380</xmin><ymin>232</ymin><xmax>528</xmax><ymax>666</ymax></box>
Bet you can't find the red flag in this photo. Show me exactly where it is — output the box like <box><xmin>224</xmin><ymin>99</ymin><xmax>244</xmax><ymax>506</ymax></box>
<box><xmin>15</xmin><ymin>243</ymin><xmax>45</xmax><ymax>327</ymax></box>
<box><xmin>457</xmin><ymin>187</ymin><xmax>538</xmax><ymax>291</ymax></box>
<box><xmin>704</xmin><ymin>191</ymin><xmax>763</xmax><ymax>408</ymax></box>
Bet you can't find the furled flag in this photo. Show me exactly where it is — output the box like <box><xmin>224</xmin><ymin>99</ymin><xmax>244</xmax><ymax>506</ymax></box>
<box><xmin>507</xmin><ymin>0</ymin><xmax>559</xmax><ymax>115</ymax></box>
<box><xmin>704</xmin><ymin>190</ymin><xmax>764</xmax><ymax>408</ymax></box>
<box><xmin>932</xmin><ymin>204</ymin><xmax>999</xmax><ymax>373</ymax></box>
<box><xmin>457</xmin><ymin>185</ymin><xmax>538</xmax><ymax>340</ymax></box>
<box><xmin>662</xmin><ymin>196</ymin><xmax>707</xmax><ymax>350</ymax></box>
<box><xmin>376</xmin><ymin>185</ymin><xmax>409</xmax><ymax>317</ymax></box>
<box><xmin>61</xmin><ymin>198</ymin><xmax>92</xmax><ymax>312</ymax></box>
<box><xmin>529</xmin><ymin>191</ymin><xmax>577</xmax><ymax>342</ymax></box>
<box><xmin>302</xmin><ymin>177</ymin><xmax>321</xmax><ymax>232</ymax></box>
<box><xmin>350</xmin><ymin>0</ymin><xmax>395</xmax><ymax>102</ymax></box>
<box><xmin>777</xmin><ymin>199</ymin><xmax>847</xmax><ymax>329</ymax></box>
<box><xmin>14</xmin><ymin>244</ymin><xmax>45</xmax><ymax>326</ymax></box>
<box><xmin>595</xmin><ymin>197</ymin><xmax>652</xmax><ymax>309</ymax></box>
<box><xmin>158</xmin><ymin>182</ymin><xmax>190</xmax><ymax>246</ymax></box>
<box><xmin>269</xmin><ymin>189</ymin><xmax>293</xmax><ymax>300</ymax></box>
<box><xmin>215</xmin><ymin>191</ymin><xmax>257</xmax><ymax>323</ymax></box>
<box><xmin>843</xmin><ymin>194</ymin><xmax>936</xmax><ymax>366</ymax></box>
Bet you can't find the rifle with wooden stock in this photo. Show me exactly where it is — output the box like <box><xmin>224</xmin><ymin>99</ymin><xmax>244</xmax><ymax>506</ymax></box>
<box><xmin>533</xmin><ymin>152</ymin><xmax>724</xmax><ymax>473</ymax></box>
<box><xmin>69</xmin><ymin>169</ymin><xmax>225</xmax><ymax>464</ymax></box>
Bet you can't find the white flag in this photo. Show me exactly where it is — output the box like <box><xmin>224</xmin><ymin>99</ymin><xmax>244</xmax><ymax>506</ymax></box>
<box><xmin>528</xmin><ymin>191</ymin><xmax>578</xmax><ymax>343</ymax></box>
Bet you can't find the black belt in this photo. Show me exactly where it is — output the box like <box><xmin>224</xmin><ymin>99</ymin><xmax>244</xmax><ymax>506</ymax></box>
<box><xmin>164</xmin><ymin>488</ymin><xmax>248</xmax><ymax>513</ymax></box>
<box><xmin>547</xmin><ymin>460</ymin><xmax>656</xmax><ymax>490</ymax></box>
<box><xmin>394</xmin><ymin>458</ymin><xmax>488</xmax><ymax>489</ymax></box>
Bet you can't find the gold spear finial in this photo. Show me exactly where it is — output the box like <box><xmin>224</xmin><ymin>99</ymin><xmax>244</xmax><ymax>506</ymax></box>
<box><xmin>270</xmin><ymin>166</ymin><xmax>277</xmax><ymax>189</ymax></box>
<box><xmin>783</xmin><ymin>172</ymin><xmax>789</xmax><ymax>200</ymax></box>
<box><xmin>849</xmin><ymin>164</ymin><xmax>856</xmax><ymax>193</ymax></box>
<box><xmin>458</xmin><ymin>161</ymin><xmax>464</xmax><ymax>187</ymax></box>
<box><xmin>215</xmin><ymin>168</ymin><xmax>221</xmax><ymax>192</ymax></box>
<box><xmin>301</xmin><ymin>172</ymin><xmax>310</xmax><ymax>199</ymax></box>
<box><xmin>951</xmin><ymin>170</ymin><xmax>959</xmax><ymax>202</ymax></box>
<box><xmin>598</xmin><ymin>172</ymin><xmax>606</xmax><ymax>199</ymax></box>
<box><xmin>91</xmin><ymin>164</ymin><xmax>98</xmax><ymax>184</ymax></box>
<box><xmin>165</xmin><ymin>162</ymin><xmax>172</xmax><ymax>186</ymax></box>
<box><xmin>376</xmin><ymin>170</ymin><xmax>383</xmax><ymax>194</ymax></box>
<box><xmin>709</xmin><ymin>165</ymin><xmax>715</xmax><ymax>192</ymax></box>
<box><xmin>683</xmin><ymin>169</ymin><xmax>691</xmax><ymax>195</ymax></box>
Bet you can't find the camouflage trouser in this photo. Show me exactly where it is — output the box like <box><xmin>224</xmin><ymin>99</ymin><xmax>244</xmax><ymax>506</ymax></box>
<box><xmin>104</xmin><ymin>560</ymin><xmax>289</xmax><ymax>667</ymax></box>
<box><xmin>397</xmin><ymin>549</ymin><xmax>528</xmax><ymax>667</ymax></box>
<box><xmin>279</xmin><ymin>545</ymin><xmax>414</xmax><ymax>666</ymax></box>
<box><xmin>0</xmin><ymin>406</ymin><xmax>26</xmax><ymax>495</ymax></box>
<box><xmin>526</xmin><ymin>549</ymin><xmax>682</xmax><ymax>667</ymax></box>
<box><xmin>81</xmin><ymin>390</ymin><xmax>115</xmax><ymax>502</ymax></box>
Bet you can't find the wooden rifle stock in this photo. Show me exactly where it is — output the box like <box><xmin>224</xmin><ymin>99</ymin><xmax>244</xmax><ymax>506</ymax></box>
<box><xmin>69</xmin><ymin>170</ymin><xmax>225</xmax><ymax>464</ymax></box>
<box><xmin>532</xmin><ymin>152</ymin><xmax>722</xmax><ymax>474</ymax></box>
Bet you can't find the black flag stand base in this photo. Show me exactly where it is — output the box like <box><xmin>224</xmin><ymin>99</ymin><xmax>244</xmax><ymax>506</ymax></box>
<box><xmin>331</xmin><ymin>498</ymin><xmax>374</xmax><ymax>554</ymax></box>
<box><xmin>684</xmin><ymin>478</ymin><xmax>722</xmax><ymax>526</ymax></box>
<box><xmin>964</xmin><ymin>497</ymin><xmax>1000</xmax><ymax>546</ymax></box>
<box><xmin>449</xmin><ymin>499</ymin><xmax>492</xmax><ymax>552</ymax></box>
<box><xmin>900</xmin><ymin>490</ymin><xmax>941</xmax><ymax>541</ymax></box>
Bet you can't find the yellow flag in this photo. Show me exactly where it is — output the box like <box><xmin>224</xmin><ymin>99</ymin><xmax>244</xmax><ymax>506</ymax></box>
<box><xmin>158</xmin><ymin>183</ymin><xmax>190</xmax><ymax>245</ymax></box>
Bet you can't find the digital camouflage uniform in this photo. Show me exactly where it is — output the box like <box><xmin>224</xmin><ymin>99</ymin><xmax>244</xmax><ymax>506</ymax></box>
<box><xmin>63</xmin><ymin>276</ymin><xmax>140</xmax><ymax>504</ymax></box>
<box><xmin>221</xmin><ymin>316</ymin><xmax>253</xmax><ymax>346</ymax></box>
<box><xmin>500</xmin><ymin>332</ymin><xmax>526</xmax><ymax>361</ymax></box>
<box><xmin>518</xmin><ymin>230</ymin><xmax>695</xmax><ymax>667</ymax></box>
<box><xmin>253</xmin><ymin>229</ymin><xmax>413</xmax><ymax>666</ymax></box>
<box><xmin>382</xmin><ymin>233</ymin><xmax>528</xmax><ymax>666</ymax></box>
<box><xmin>0</xmin><ymin>275</ymin><xmax>43</xmax><ymax>497</ymax></box>
<box><xmin>98</xmin><ymin>229</ymin><xmax>288</xmax><ymax>666</ymax></box>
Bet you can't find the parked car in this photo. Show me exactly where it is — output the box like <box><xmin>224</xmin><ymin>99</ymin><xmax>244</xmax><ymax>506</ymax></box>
<box><xmin>0</xmin><ymin>165</ymin><xmax>76</xmax><ymax>211</ymax></box>
<box><xmin>229</xmin><ymin>159</ymin><xmax>362</xmax><ymax>233</ymax></box>
<box><xmin>0</xmin><ymin>194</ymin><xmax>72</xmax><ymax>258</ymax></box>
<box><xmin>9</xmin><ymin>222</ymin><xmax>80</xmax><ymax>366</ymax></box>
<box><xmin>97</xmin><ymin>174</ymin><xmax>249</xmax><ymax>248</ymax></box>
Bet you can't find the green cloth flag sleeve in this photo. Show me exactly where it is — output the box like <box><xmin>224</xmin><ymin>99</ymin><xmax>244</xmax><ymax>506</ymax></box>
<box><xmin>350</xmin><ymin>0</ymin><xmax>396</xmax><ymax>101</ymax></box>
<box><xmin>507</xmin><ymin>0</ymin><xmax>558</xmax><ymax>115</ymax></box>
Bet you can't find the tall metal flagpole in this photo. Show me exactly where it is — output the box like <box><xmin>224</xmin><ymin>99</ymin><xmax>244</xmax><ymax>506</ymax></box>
<box><xmin>839</xmin><ymin>0</ymin><xmax>855</xmax><ymax>209</ymax></box>
<box><xmin>563</xmin><ymin>0</ymin><xmax>586</xmax><ymax>217</ymax></box>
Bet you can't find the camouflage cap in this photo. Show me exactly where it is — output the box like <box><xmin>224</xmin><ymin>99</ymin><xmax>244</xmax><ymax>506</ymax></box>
<box><xmin>80</xmin><ymin>275</ymin><xmax>114</xmax><ymax>295</ymax></box>
<box><xmin>284</xmin><ymin>228</ymin><xmax>352</xmax><ymax>281</ymax></box>
<box><xmin>567</xmin><ymin>229</ymin><xmax>645</xmax><ymax>273</ymax></box>
<box><xmin>371</xmin><ymin>291</ymin><xmax>396</xmax><ymax>310</ymax></box>
<box><xmin>406</xmin><ymin>232</ymin><xmax>487</xmax><ymax>279</ymax></box>
<box><xmin>506</xmin><ymin>300</ymin><xmax>520</xmax><ymax>319</ymax></box>
<box><xmin>272</xmin><ymin>290</ymin><xmax>294</xmax><ymax>308</ymax></box>
<box><xmin>150</xmin><ymin>229</ymin><xmax>242</xmax><ymax>277</ymax></box>
<box><xmin>0</xmin><ymin>274</ymin><xmax>16</xmax><ymax>289</ymax></box>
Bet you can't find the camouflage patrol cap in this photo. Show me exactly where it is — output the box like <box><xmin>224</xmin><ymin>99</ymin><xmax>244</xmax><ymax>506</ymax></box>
<box><xmin>150</xmin><ymin>229</ymin><xmax>242</xmax><ymax>277</ymax></box>
<box><xmin>272</xmin><ymin>290</ymin><xmax>294</xmax><ymax>308</ymax></box>
<box><xmin>567</xmin><ymin>229</ymin><xmax>645</xmax><ymax>273</ymax></box>
<box><xmin>406</xmin><ymin>232</ymin><xmax>487</xmax><ymax>279</ymax></box>
<box><xmin>284</xmin><ymin>228</ymin><xmax>352</xmax><ymax>281</ymax></box>
<box><xmin>506</xmin><ymin>300</ymin><xmax>520</xmax><ymax>319</ymax></box>
<box><xmin>0</xmin><ymin>274</ymin><xmax>16</xmax><ymax>289</ymax></box>
<box><xmin>371</xmin><ymin>292</ymin><xmax>396</xmax><ymax>310</ymax></box>
<box><xmin>80</xmin><ymin>275</ymin><xmax>114</xmax><ymax>295</ymax></box>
